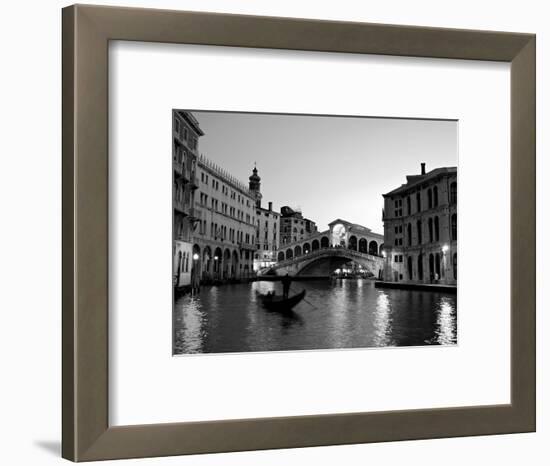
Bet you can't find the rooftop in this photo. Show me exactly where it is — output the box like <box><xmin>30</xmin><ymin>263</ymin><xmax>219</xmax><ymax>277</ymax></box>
<box><xmin>383</xmin><ymin>166</ymin><xmax>457</xmax><ymax>197</ymax></box>
<box><xmin>175</xmin><ymin>110</ymin><xmax>205</xmax><ymax>136</ymax></box>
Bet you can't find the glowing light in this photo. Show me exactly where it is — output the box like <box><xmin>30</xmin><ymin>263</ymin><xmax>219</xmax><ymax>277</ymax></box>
<box><xmin>442</xmin><ymin>244</ymin><xmax>449</xmax><ymax>253</ymax></box>
<box><xmin>382</xmin><ymin>251</ymin><xmax>387</xmax><ymax>258</ymax></box>
<box><xmin>193</xmin><ymin>253</ymin><xmax>200</xmax><ymax>261</ymax></box>
<box><xmin>214</xmin><ymin>256</ymin><xmax>219</xmax><ymax>261</ymax></box>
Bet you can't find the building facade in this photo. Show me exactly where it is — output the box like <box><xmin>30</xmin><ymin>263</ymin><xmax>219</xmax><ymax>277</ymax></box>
<box><xmin>254</xmin><ymin>201</ymin><xmax>280</xmax><ymax>271</ymax></box>
<box><xmin>191</xmin><ymin>155</ymin><xmax>257</xmax><ymax>281</ymax></box>
<box><xmin>248</xmin><ymin>166</ymin><xmax>281</xmax><ymax>271</ymax></box>
<box><xmin>173</xmin><ymin>111</ymin><xmax>203</xmax><ymax>288</ymax></box>
<box><xmin>279</xmin><ymin>206</ymin><xmax>318</xmax><ymax>246</ymax></box>
<box><xmin>382</xmin><ymin>163</ymin><xmax>457</xmax><ymax>285</ymax></box>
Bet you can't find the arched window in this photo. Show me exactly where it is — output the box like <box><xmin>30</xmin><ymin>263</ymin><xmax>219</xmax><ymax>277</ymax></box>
<box><xmin>312</xmin><ymin>239</ymin><xmax>320</xmax><ymax>251</ymax></box>
<box><xmin>294</xmin><ymin>245</ymin><xmax>302</xmax><ymax>257</ymax></box>
<box><xmin>434</xmin><ymin>216</ymin><xmax>440</xmax><ymax>241</ymax></box>
<box><xmin>417</xmin><ymin>254</ymin><xmax>424</xmax><ymax>281</ymax></box>
<box><xmin>417</xmin><ymin>220</ymin><xmax>422</xmax><ymax>244</ymax></box>
<box><xmin>451</xmin><ymin>214</ymin><xmax>457</xmax><ymax>241</ymax></box>
<box><xmin>407</xmin><ymin>223</ymin><xmax>412</xmax><ymax>246</ymax></box>
<box><xmin>450</xmin><ymin>182</ymin><xmax>457</xmax><ymax>204</ymax></box>
<box><xmin>433</xmin><ymin>186</ymin><xmax>439</xmax><ymax>207</ymax></box>
<box><xmin>407</xmin><ymin>196</ymin><xmax>411</xmax><ymax>215</ymax></box>
<box><xmin>348</xmin><ymin>236</ymin><xmax>357</xmax><ymax>250</ymax></box>
<box><xmin>358</xmin><ymin>238</ymin><xmax>367</xmax><ymax>253</ymax></box>
<box><xmin>321</xmin><ymin>236</ymin><xmax>329</xmax><ymax>248</ymax></box>
<box><xmin>428</xmin><ymin>218</ymin><xmax>434</xmax><ymax>243</ymax></box>
<box><xmin>277</xmin><ymin>251</ymin><xmax>285</xmax><ymax>262</ymax></box>
<box><xmin>368</xmin><ymin>240</ymin><xmax>378</xmax><ymax>255</ymax></box>
<box><xmin>407</xmin><ymin>256</ymin><xmax>413</xmax><ymax>280</ymax></box>
<box><xmin>416</xmin><ymin>191</ymin><xmax>421</xmax><ymax>212</ymax></box>
<box><xmin>428</xmin><ymin>189</ymin><xmax>433</xmax><ymax>209</ymax></box>
<box><xmin>435</xmin><ymin>253</ymin><xmax>441</xmax><ymax>277</ymax></box>
<box><xmin>286</xmin><ymin>249</ymin><xmax>293</xmax><ymax>260</ymax></box>
<box><xmin>429</xmin><ymin>253</ymin><xmax>435</xmax><ymax>279</ymax></box>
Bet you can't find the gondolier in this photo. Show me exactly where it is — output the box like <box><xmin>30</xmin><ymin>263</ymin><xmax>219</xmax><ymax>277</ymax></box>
<box><xmin>256</xmin><ymin>288</ymin><xmax>306</xmax><ymax>313</ymax></box>
<box><xmin>281</xmin><ymin>273</ymin><xmax>292</xmax><ymax>299</ymax></box>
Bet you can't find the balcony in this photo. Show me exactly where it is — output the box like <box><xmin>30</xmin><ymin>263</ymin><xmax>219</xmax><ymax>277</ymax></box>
<box><xmin>174</xmin><ymin>198</ymin><xmax>192</xmax><ymax>216</ymax></box>
<box><xmin>190</xmin><ymin>175</ymin><xmax>199</xmax><ymax>190</ymax></box>
<box><xmin>238</xmin><ymin>241</ymin><xmax>256</xmax><ymax>251</ymax></box>
<box><xmin>173</xmin><ymin>160</ymin><xmax>183</xmax><ymax>176</ymax></box>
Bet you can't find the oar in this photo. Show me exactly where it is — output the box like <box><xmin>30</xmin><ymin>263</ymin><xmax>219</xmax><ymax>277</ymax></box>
<box><xmin>290</xmin><ymin>285</ymin><xmax>316</xmax><ymax>308</ymax></box>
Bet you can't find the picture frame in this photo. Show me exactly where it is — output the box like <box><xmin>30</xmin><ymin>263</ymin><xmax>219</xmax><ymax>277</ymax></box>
<box><xmin>62</xmin><ymin>4</ymin><xmax>536</xmax><ymax>462</ymax></box>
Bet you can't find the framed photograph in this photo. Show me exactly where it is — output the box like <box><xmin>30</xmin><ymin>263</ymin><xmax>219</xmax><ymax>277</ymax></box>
<box><xmin>62</xmin><ymin>4</ymin><xmax>536</xmax><ymax>462</ymax></box>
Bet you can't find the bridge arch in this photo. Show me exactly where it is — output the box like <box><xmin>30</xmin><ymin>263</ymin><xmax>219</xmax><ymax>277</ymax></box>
<box><xmin>368</xmin><ymin>240</ymin><xmax>379</xmax><ymax>255</ymax></box>
<box><xmin>277</xmin><ymin>251</ymin><xmax>285</xmax><ymax>261</ymax></box>
<box><xmin>294</xmin><ymin>245</ymin><xmax>302</xmax><ymax>257</ymax></box>
<box><xmin>321</xmin><ymin>236</ymin><xmax>329</xmax><ymax>248</ymax></box>
<box><xmin>268</xmin><ymin>247</ymin><xmax>384</xmax><ymax>278</ymax></box>
<box><xmin>348</xmin><ymin>235</ymin><xmax>357</xmax><ymax>251</ymax></box>
<box><xmin>303</xmin><ymin>242</ymin><xmax>311</xmax><ymax>254</ymax></box>
<box><xmin>312</xmin><ymin>239</ymin><xmax>320</xmax><ymax>251</ymax></box>
<box><xmin>358</xmin><ymin>237</ymin><xmax>367</xmax><ymax>253</ymax></box>
<box><xmin>298</xmin><ymin>256</ymin><xmax>363</xmax><ymax>277</ymax></box>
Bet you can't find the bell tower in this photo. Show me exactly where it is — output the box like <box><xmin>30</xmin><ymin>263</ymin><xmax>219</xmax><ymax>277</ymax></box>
<box><xmin>249</xmin><ymin>164</ymin><xmax>263</xmax><ymax>207</ymax></box>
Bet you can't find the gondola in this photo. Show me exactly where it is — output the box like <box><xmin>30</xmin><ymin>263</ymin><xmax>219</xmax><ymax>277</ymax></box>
<box><xmin>256</xmin><ymin>289</ymin><xmax>306</xmax><ymax>312</ymax></box>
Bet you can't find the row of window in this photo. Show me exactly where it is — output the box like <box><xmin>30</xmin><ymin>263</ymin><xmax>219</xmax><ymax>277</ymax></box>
<box><xmin>200</xmin><ymin>171</ymin><xmax>251</xmax><ymax>207</ymax></box>
<box><xmin>393</xmin><ymin>182</ymin><xmax>457</xmax><ymax>218</ymax></box>
<box><xmin>198</xmin><ymin>193</ymin><xmax>253</xmax><ymax>224</ymax></box>
<box><xmin>257</xmin><ymin>210</ymin><xmax>278</xmax><ymax>219</ymax></box>
<box><xmin>393</xmin><ymin>213</ymin><xmax>457</xmax><ymax>246</ymax></box>
<box><xmin>197</xmin><ymin>220</ymin><xmax>254</xmax><ymax>245</ymax></box>
<box><xmin>256</xmin><ymin>243</ymin><xmax>278</xmax><ymax>251</ymax></box>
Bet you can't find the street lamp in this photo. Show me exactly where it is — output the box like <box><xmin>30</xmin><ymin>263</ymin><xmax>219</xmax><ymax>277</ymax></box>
<box><xmin>193</xmin><ymin>253</ymin><xmax>200</xmax><ymax>261</ymax></box>
<box><xmin>442</xmin><ymin>244</ymin><xmax>449</xmax><ymax>253</ymax></box>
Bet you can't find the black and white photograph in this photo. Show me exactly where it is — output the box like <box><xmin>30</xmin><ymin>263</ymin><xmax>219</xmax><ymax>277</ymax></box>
<box><xmin>173</xmin><ymin>110</ymin><xmax>458</xmax><ymax>355</ymax></box>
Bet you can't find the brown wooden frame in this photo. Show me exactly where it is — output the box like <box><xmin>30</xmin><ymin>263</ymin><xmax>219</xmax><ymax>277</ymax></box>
<box><xmin>62</xmin><ymin>4</ymin><xmax>536</xmax><ymax>461</ymax></box>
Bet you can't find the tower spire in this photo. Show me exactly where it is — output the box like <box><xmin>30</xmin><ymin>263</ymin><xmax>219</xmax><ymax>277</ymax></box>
<box><xmin>248</xmin><ymin>164</ymin><xmax>262</xmax><ymax>207</ymax></box>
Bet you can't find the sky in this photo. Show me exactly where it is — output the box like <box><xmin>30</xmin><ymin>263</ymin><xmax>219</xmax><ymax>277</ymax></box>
<box><xmin>188</xmin><ymin>111</ymin><xmax>457</xmax><ymax>234</ymax></box>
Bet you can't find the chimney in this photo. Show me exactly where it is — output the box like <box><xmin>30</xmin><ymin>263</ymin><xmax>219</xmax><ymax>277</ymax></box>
<box><xmin>421</xmin><ymin>162</ymin><xmax>426</xmax><ymax>175</ymax></box>
<box><xmin>268</xmin><ymin>201</ymin><xmax>273</xmax><ymax>211</ymax></box>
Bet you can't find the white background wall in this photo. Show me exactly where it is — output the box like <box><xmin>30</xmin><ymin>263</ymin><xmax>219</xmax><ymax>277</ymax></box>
<box><xmin>0</xmin><ymin>0</ymin><xmax>547</xmax><ymax>465</ymax></box>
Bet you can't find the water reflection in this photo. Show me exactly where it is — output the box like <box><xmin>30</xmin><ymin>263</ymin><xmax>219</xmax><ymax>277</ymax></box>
<box><xmin>434</xmin><ymin>297</ymin><xmax>457</xmax><ymax>345</ymax></box>
<box><xmin>173</xmin><ymin>279</ymin><xmax>457</xmax><ymax>354</ymax></box>
<box><xmin>373</xmin><ymin>292</ymin><xmax>394</xmax><ymax>347</ymax></box>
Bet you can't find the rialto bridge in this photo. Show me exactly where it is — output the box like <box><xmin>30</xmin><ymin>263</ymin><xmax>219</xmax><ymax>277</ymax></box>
<box><xmin>266</xmin><ymin>219</ymin><xmax>385</xmax><ymax>277</ymax></box>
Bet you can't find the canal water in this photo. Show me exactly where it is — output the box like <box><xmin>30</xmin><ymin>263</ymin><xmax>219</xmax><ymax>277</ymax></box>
<box><xmin>173</xmin><ymin>279</ymin><xmax>457</xmax><ymax>355</ymax></box>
